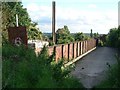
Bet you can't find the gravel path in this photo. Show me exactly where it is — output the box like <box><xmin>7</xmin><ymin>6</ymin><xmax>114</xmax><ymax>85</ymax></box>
<box><xmin>71</xmin><ymin>47</ymin><xmax>117</xmax><ymax>88</ymax></box>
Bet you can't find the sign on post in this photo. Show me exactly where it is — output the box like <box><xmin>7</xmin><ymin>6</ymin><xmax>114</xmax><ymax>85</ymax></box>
<box><xmin>8</xmin><ymin>26</ymin><xmax>27</xmax><ymax>47</ymax></box>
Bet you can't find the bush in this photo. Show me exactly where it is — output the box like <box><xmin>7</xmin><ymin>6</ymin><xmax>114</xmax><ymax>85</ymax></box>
<box><xmin>2</xmin><ymin>44</ymin><xmax>83</xmax><ymax>88</ymax></box>
<box><xmin>49</xmin><ymin>41</ymin><xmax>54</xmax><ymax>46</ymax></box>
<box><xmin>106</xmin><ymin>27</ymin><xmax>120</xmax><ymax>48</ymax></box>
<box><xmin>98</xmin><ymin>40</ymin><xmax>104</xmax><ymax>47</ymax></box>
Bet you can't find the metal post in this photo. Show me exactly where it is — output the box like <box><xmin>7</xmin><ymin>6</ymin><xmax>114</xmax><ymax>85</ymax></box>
<box><xmin>52</xmin><ymin>1</ymin><xmax>56</xmax><ymax>44</ymax></box>
<box><xmin>16</xmin><ymin>14</ymin><xmax>18</xmax><ymax>27</ymax></box>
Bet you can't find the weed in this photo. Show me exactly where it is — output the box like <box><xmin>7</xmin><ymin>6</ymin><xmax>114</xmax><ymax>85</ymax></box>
<box><xmin>2</xmin><ymin>44</ymin><xmax>83</xmax><ymax>88</ymax></box>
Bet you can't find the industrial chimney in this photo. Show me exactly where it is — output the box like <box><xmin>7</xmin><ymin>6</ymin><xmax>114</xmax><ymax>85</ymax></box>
<box><xmin>52</xmin><ymin>1</ymin><xmax>56</xmax><ymax>44</ymax></box>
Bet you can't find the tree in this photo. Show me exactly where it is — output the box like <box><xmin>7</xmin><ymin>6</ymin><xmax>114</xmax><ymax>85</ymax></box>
<box><xmin>107</xmin><ymin>28</ymin><xmax>118</xmax><ymax>47</ymax></box>
<box><xmin>90</xmin><ymin>29</ymin><xmax>93</xmax><ymax>38</ymax></box>
<box><xmin>2</xmin><ymin>2</ymin><xmax>43</xmax><ymax>43</ymax></box>
<box><xmin>56</xmin><ymin>25</ymin><xmax>74</xmax><ymax>44</ymax></box>
<box><xmin>93</xmin><ymin>32</ymin><xmax>99</xmax><ymax>38</ymax></box>
<box><xmin>106</xmin><ymin>26</ymin><xmax>120</xmax><ymax>49</ymax></box>
<box><xmin>2</xmin><ymin>2</ymin><xmax>31</xmax><ymax>39</ymax></box>
<box><xmin>28</xmin><ymin>22</ymin><xmax>42</xmax><ymax>40</ymax></box>
<box><xmin>74</xmin><ymin>32</ymin><xmax>88</xmax><ymax>41</ymax></box>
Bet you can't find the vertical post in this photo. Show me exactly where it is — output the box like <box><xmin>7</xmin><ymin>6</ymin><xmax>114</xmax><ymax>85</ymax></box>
<box><xmin>68</xmin><ymin>44</ymin><xmax>70</xmax><ymax>60</ymax></box>
<box><xmin>52</xmin><ymin>1</ymin><xmax>56</xmax><ymax>44</ymax></box>
<box><xmin>90</xmin><ymin>29</ymin><xmax>93</xmax><ymax>38</ymax></box>
<box><xmin>16</xmin><ymin>14</ymin><xmax>18</xmax><ymax>27</ymax></box>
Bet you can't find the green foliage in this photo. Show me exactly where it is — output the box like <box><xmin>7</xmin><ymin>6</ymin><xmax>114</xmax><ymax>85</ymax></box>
<box><xmin>59</xmin><ymin>77</ymin><xmax>83</xmax><ymax>88</ymax></box>
<box><xmin>98</xmin><ymin>40</ymin><xmax>104</xmax><ymax>47</ymax></box>
<box><xmin>74</xmin><ymin>32</ymin><xmax>89</xmax><ymax>41</ymax></box>
<box><xmin>106</xmin><ymin>28</ymin><xmax>118</xmax><ymax>47</ymax></box>
<box><xmin>93</xmin><ymin>32</ymin><xmax>99</xmax><ymax>38</ymax></box>
<box><xmin>90</xmin><ymin>29</ymin><xmax>93</xmax><ymax>38</ymax></box>
<box><xmin>49</xmin><ymin>41</ymin><xmax>54</xmax><ymax>46</ymax></box>
<box><xmin>2</xmin><ymin>2</ymin><xmax>43</xmax><ymax>43</ymax></box>
<box><xmin>106</xmin><ymin>26</ymin><xmax>120</xmax><ymax>49</ymax></box>
<box><xmin>2</xmin><ymin>44</ymin><xmax>83</xmax><ymax>88</ymax></box>
<box><xmin>56</xmin><ymin>25</ymin><xmax>75</xmax><ymax>44</ymax></box>
<box><xmin>51</xmin><ymin>59</ymin><xmax>69</xmax><ymax>82</ymax></box>
<box><xmin>2</xmin><ymin>2</ymin><xmax>31</xmax><ymax>39</ymax></box>
<box><xmin>27</xmin><ymin>22</ymin><xmax>43</xmax><ymax>40</ymax></box>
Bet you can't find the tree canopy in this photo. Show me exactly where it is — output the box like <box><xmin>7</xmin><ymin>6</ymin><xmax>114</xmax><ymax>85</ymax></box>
<box><xmin>74</xmin><ymin>32</ymin><xmax>89</xmax><ymax>41</ymax></box>
<box><xmin>90</xmin><ymin>29</ymin><xmax>93</xmax><ymax>38</ymax></box>
<box><xmin>28</xmin><ymin>22</ymin><xmax>42</xmax><ymax>40</ymax></box>
<box><xmin>107</xmin><ymin>27</ymin><xmax>120</xmax><ymax>48</ymax></box>
<box><xmin>2</xmin><ymin>2</ymin><xmax>42</xmax><ymax>42</ymax></box>
<box><xmin>56</xmin><ymin>25</ymin><xmax>74</xmax><ymax>44</ymax></box>
<box><xmin>93</xmin><ymin>32</ymin><xmax>99</xmax><ymax>38</ymax></box>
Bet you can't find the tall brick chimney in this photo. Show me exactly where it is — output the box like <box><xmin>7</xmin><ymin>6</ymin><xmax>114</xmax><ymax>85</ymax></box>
<box><xmin>52</xmin><ymin>1</ymin><xmax>56</xmax><ymax>44</ymax></box>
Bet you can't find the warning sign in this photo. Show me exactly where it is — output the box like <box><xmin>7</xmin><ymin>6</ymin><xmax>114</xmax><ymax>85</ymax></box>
<box><xmin>8</xmin><ymin>26</ymin><xmax>27</xmax><ymax>46</ymax></box>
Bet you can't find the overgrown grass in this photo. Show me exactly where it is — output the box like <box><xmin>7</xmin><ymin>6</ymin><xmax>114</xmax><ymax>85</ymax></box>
<box><xmin>2</xmin><ymin>44</ymin><xmax>83</xmax><ymax>88</ymax></box>
<box><xmin>95</xmin><ymin>54</ymin><xmax>120</xmax><ymax>88</ymax></box>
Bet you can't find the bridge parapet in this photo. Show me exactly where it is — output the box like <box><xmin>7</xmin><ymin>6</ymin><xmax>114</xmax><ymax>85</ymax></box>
<box><xmin>36</xmin><ymin>39</ymin><xmax>96</xmax><ymax>63</ymax></box>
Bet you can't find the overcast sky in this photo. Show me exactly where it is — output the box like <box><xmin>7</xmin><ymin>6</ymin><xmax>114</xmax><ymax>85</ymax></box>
<box><xmin>22</xmin><ymin>0</ymin><xmax>119</xmax><ymax>34</ymax></box>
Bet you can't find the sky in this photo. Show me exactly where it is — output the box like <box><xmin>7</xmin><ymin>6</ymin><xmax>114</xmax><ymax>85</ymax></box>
<box><xmin>22</xmin><ymin>0</ymin><xmax>119</xmax><ymax>34</ymax></box>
